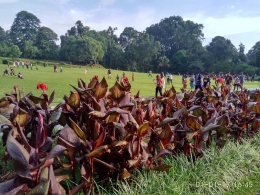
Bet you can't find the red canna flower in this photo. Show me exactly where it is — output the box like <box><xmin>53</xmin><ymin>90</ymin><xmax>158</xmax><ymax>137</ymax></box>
<box><xmin>124</xmin><ymin>77</ymin><xmax>129</xmax><ymax>83</ymax></box>
<box><xmin>92</xmin><ymin>75</ymin><xmax>98</xmax><ymax>80</ymax></box>
<box><xmin>36</xmin><ymin>82</ymin><xmax>48</xmax><ymax>93</ymax></box>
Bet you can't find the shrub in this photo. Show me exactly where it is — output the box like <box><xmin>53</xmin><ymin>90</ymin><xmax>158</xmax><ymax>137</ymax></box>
<box><xmin>2</xmin><ymin>59</ymin><xmax>8</xmax><ymax>64</ymax></box>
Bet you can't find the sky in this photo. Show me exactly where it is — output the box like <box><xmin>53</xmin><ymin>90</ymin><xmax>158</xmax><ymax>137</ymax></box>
<box><xmin>0</xmin><ymin>0</ymin><xmax>259</xmax><ymax>53</ymax></box>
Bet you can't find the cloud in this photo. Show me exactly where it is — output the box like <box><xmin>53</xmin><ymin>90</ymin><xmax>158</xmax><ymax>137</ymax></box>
<box><xmin>0</xmin><ymin>0</ymin><xmax>19</xmax><ymax>4</ymax></box>
<box><xmin>185</xmin><ymin>12</ymin><xmax>260</xmax><ymax>39</ymax></box>
<box><xmin>99</xmin><ymin>0</ymin><xmax>116</xmax><ymax>6</ymax></box>
<box><xmin>231</xmin><ymin>5</ymin><xmax>235</xmax><ymax>9</ymax></box>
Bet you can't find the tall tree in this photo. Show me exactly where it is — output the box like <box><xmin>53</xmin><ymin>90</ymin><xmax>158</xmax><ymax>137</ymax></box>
<box><xmin>247</xmin><ymin>41</ymin><xmax>260</xmax><ymax>66</ymax></box>
<box><xmin>59</xmin><ymin>36</ymin><xmax>104</xmax><ymax>63</ymax></box>
<box><xmin>158</xmin><ymin>56</ymin><xmax>170</xmax><ymax>72</ymax></box>
<box><xmin>119</xmin><ymin>27</ymin><xmax>139</xmax><ymax>50</ymax></box>
<box><xmin>238</xmin><ymin>43</ymin><xmax>247</xmax><ymax>62</ymax></box>
<box><xmin>146</xmin><ymin>16</ymin><xmax>204</xmax><ymax>58</ymax></box>
<box><xmin>23</xmin><ymin>40</ymin><xmax>38</xmax><ymax>58</ymax></box>
<box><xmin>9</xmin><ymin>11</ymin><xmax>40</xmax><ymax>50</ymax></box>
<box><xmin>206</xmin><ymin>36</ymin><xmax>238</xmax><ymax>63</ymax></box>
<box><xmin>0</xmin><ymin>26</ymin><xmax>6</xmax><ymax>42</ymax></box>
<box><xmin>9</xmin><ymin>45</ymin><xmax>22</xmax><ymax>59</ymax></box>
<box><xmin>124</xmin><ymin>32</ymin><xmax>161</xmax><ymax>72</ymax></box>
<box><xmin>35</xmin><ymin>26</ymin><xmax>59</xmax><ymax>59</ymax></box>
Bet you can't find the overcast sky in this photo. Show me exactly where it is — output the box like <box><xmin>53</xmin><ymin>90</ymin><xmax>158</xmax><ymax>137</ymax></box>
<box><xmin>0</xmin><ymin>0</ymin><xmax>259</xmax><ymax>53</ymax></box>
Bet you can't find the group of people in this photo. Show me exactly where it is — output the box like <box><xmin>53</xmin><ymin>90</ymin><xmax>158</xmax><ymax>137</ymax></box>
<box><xmin>107</xmin><ymin>69</ymin><xmax>135</xmax><ymax>82</ymax></box>
<box><xmin>11</xmin><ymin>60</ymin><xmax>35</xmax><ymax>70</ymax></box>
<box><xmin>153</xmin><ymin>71</ymin><xmax>248</xmax><ymax>98</ymax></box>
<box><xmin>2</xmin><ymin>67</ymin><xmax>23</xmax><ymax>79</ymax></box>
<box><xmin>53</xmin><ymin>64</ymin><xmax>63</xmax><ymax>72</ymax></box>
<box><xmin>185</xmin><ymin>72</ymin><xmax>246</xmax><ymax>91</ymax></box>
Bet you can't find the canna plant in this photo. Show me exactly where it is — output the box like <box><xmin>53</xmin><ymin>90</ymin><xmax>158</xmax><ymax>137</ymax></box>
<box><xmin>0</xmin><ymin>77</ymin><xmax>260</xmax><ymax>194</ymax></box>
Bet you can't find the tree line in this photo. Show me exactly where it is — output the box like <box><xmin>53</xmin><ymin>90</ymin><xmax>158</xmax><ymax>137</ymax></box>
<box><xmin>1</xmin><ymin>10</ymin><xmax>260</xmax><ymax>75</ymax></box>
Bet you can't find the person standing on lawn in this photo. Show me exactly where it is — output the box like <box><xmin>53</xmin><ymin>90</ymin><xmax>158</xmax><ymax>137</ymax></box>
<box><xmin>195</xmin><ymin>73</ymin><xmax>202</xmax><ymax>91</ymax></box>
<box><xmin>203</xmin><ymin>73</ymin><xmax>210</xmax><ymax>88</ymax></box>
<box><xmin>225</xmin><ymin>72</ymin><xmax>233</xmax><ymax>88</ymax></box>
<box><xmin>132</xmin><ymin>72</ymin><xmax>134</xmax><ymax>81</ymax></box>
<box><xmin>168</xmin><ymin>73</ymin><xmax>173</xmax><ymax>84</ymax></box>
<box><xmin>154</xmin><ymin>75</ymin><xmax>163</xmax><ymax>98</ymax></box>
<box><xmin>239</xmin><ymin>72</ymin><xmax>245</xmax><ymax>90</ymax></box>
<box><xmin>148</xmin><ymin>70</ymin><xmax>152</xmax><ymax>77</ymax></box>
<box><xmin>54</xmin><ymin>64</ymin><xmax>57</xmax><ymax>72</ymax></box>
<box><xmin>233</xmin><ymin>75</ymin><xmax>240</xmax><ymax>91</ymax></box>
<box><xmin>190</xmin><ymin>75</ymin><xmax>195</xmax><ymax>89</ymax></box>
<box><xmin>107</xmin><ymin>69</ymin><xmax>112</xmax><ymax>79</ymax></box>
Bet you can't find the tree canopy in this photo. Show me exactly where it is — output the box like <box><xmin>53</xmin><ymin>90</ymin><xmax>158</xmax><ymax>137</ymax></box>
<box><xmin>0</xmin><ymin>11</ymin><xmax>259</xmax><ymax>75</ymax></box>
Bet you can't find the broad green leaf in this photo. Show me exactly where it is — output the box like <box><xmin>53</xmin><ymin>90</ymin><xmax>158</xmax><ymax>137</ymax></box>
<box><xmin>69</xmin><ymin>117</ymin><xmax>86</xmax><ymax>141</ymax></box>
<box><xmin>68</xmin><ymin>92</ymin><xmax>80</xmax><ymax>109</ymax></box>
<box><xmin>217</xmin><ymin>115</ymin><xmax>229</xmax><ymax>127</ymax></box>
<box><xmin>216</xmin><ymin>126</ymin><xmax>230</xmax><ymax>137</ymax></box>
<box><xmin>13</xmin><ymin>108</ymin><xmax>30</xmax><ymax>128</ymax></box>
<box><xmin>105</xmin><ymin>112</ymin><xmax>120</xmax><ymax>123</ymax></box>
<box><xmin>166</xmin><ymin>85</ymin><xmax>176</xmax><ymax>99</ymax></box>
<box><xmin>193</xmin><ymin>108</ymin><xmax>207</xmax><ymax>124</ymax></box>
<box><xmin>136</xmin><ymin>122</ymin><xmax>149</xmax><ymax>137</ymax></box>
<box><xmin>112</xmin><ymin>140</ymin><xmax>128</xmax><ymax>147</ymax></box>
<box><xmin>86</xmin><ymin>145</ymin><xmax>108</xmax><ymax>158</ymax></box>
<box><xmin>158</xmin><ymin>124</ymin><xmax>173</xmax><ymax>146</ymax></box>
<box><xmin>186</xmin><ymin>115</ymin><xmax>201</xmax><ymax>131</ymax></box>
<box><xmin>110</xmin><ymin>81</ymin><xmax>125</xmax><ymax>102</ymax></box>
<box><xmin>151</xmin><ymin>164</ymin><xmax>172</xmax><ymax>172</ymax></box>
<box><xmin>94</xmin><ymin>77</ymin><xmax>108</xmax><ymax>100</ymax></box>
<box><xmin>27</xmin><ymin>180</ymin><xmax>50</xmax><ymax>195</ymax></box>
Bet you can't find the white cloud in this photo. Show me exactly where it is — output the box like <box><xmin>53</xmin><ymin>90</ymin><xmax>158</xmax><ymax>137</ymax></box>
<box><xmin>186</xmin><ymin>12</ymin><xmax>260</xmax><ymax>39</ymax></box>
<box><xmin>231</xmin><ymin>5</ymin><xmax>235</xmax><ymax>9</ymax></box>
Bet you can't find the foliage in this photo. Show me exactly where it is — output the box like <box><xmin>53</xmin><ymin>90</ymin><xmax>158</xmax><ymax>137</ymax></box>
<box><xmin>1</xmin><ymin>11</ymin><xmax>260</xmax><ymax>73</ymax></box>
<box><xmin>9</xmin><ymin>11</ymin><xmax>40</xmax><ymax>51</ymax></box>
<box><xmin>8</xmin><ymin>45</ymin><xmax>22</xmax><ymax>59</ymax></box>
<box><xmin>206</xmin><ymin>36</ymin><xmax>238</xmax><ymax>63</ymax></box>
<box><xmin>1</xmin><ymin>74</ymin><xmax>260</xmax><ymax>194</ymax></box>
<box><xmin>35</xmin><ymin>27</ymin><xmax>59</xmax><ymax>60</ymax></box>
<box><xmin>2</xmin><ymin>59</ymin><xmax>8</xmax><ymax>64</ymax></box>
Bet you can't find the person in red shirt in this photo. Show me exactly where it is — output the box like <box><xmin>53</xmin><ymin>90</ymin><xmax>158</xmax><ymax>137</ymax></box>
<box><xmin>217</xmin><ymin>77</ymin><xmax>223</xmax><ymax>85</ymax></box>
<box><xmin>154</xmin><ymin>75</ymin><xmax>163</xmax><ymax>98</ymax></box>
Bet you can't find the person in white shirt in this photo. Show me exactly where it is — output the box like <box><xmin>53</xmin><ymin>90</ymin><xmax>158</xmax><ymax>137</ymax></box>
<box><xmin>169</xmin><ymin>73</ymin><xmax>173</xmax><ymax>84</ymax></box>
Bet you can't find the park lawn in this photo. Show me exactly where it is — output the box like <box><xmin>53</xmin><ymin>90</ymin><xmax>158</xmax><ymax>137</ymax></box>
<box><xmin>0</xmin><ymin>63</ymin><xmax>182</xmax><ymax>104</ymax></box>
<box><xmin>1</xmin><ymin>62</ymin><xmax>260</xmax><ymax>104</ymax></box>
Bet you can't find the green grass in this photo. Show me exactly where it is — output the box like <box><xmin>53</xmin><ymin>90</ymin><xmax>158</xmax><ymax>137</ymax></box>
<box><xmin>1</xmin><ymin>62</ymin><xmax>260</xmax><ymax>104</ymax></box>
<box><xmin>93</xmin><ymin>135</ymin><xmax>260</xmax><ymax>195</ymax></box>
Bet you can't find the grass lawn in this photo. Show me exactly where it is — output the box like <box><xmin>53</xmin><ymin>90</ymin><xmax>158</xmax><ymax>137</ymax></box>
<box><xmin>1</xmin><ymin>62</ymin><xmax>260</xmax><ymax>104</ymax></box>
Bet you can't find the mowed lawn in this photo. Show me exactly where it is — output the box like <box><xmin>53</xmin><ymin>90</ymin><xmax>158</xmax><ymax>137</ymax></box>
<box><xmin>1</xmin><ymin>63</ymin><xmax>260</xmax><ymax>104</ymax></box>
